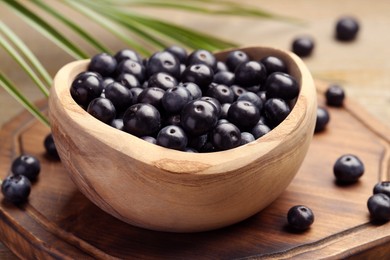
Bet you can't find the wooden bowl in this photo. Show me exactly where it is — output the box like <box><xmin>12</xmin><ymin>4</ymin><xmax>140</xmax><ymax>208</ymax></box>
<box><xmin>49</xmin><ymin>46</ymin><xmax>317</xmax><ymax>232</ymax></box>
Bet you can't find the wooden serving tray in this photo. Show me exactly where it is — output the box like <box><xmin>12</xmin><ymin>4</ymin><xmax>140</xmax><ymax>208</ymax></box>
<box><xmin>0</xmin><ymin>82</ymin><xmax>389</xmax><ymax>259</ymax></box>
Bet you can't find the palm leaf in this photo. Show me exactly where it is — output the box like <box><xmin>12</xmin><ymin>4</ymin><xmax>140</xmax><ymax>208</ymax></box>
<box><xmin>0</xmin><ymin>73</ymin><xmax>50</xmax><ymax>127</ymax></box>
<box><xmin>0</xmin><ymin>21</ymin><xmax>52</xmax><ymax>87</ymax></box>
<box><xmin>0</xmin><ymin>30</ymin><xmax>50</xmax><ymax>97</ymax></box>
<box><xmin>2</xmin><ymin>0</ymin><xmax>88</xmax><ymax>59</ymax></box>
<box><xmin>30</xmin><ymin>0</ymin><xmax>112</xmax><ymax>54</ymax></box>
<box><xmin>64</xmin><ymin>0</ymin><xmax>153</xmax><ymax>56</ymax></box>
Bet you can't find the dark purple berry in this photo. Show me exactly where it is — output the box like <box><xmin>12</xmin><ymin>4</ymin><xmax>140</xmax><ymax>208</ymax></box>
<box><xmin>187</xmin><ymin>134</ymin><xmax>208</xmax><ymax>151</ymax></box>
<box><xmin>206</xmin><ymin>84</ymin><xmax>234</xmax><ymax>104</ymax></box>
<box><xmin>220</xmin><ymin>103</ymin><xmax>231</xmax><ymax>119</ymax></box>
<box><xmin>335</xmin><ymin>16</ymin><xmax>360</xmax><ymax>41</ymax></box>
<box><xmin>213</xmin><ymin>71</ymin><xmax>235</xmax><ymax>86</ymax></box>
<box><xmin>114</xmin><ymin>49</ymin><xmax>142</xmax><ymax>64</ymax></box>
<box><xmin>1</xmin><ymin>174</ymin><xmax>31</xmax><ymax>204</ymax></box>
<box><xmin>251</xmin><ymin>122</ymin><xmax>271</xmax><ymax>139</ymax></box>
<box><xmin>87</xmin><ymin>97</ymin><xmax>116</xmax><ymax>124</ymax></box>
<box><xmin>228</xmin><ymin>100</ymin><xmax>260</xmax><ymax>130</ymax></box>
<box><xmin>200</xmin><ymin>96</ymin><xmax>222</xmax><ymax>117</ymax></box>
<box><xmin>129</xmin><ymin>87</ymin><xmax>143</xmax><ymax>105</ymax></box>
<box><xmin>260</xmin><ymin>56</ymin><xmax>288</xmax><ymax>75</ymax></box>
<box><xmin>44</xmin><ymin>134</ymin><xmax>59</xmax><ymax>159</ymax></box>
<box><xmin>263</xmin><ymin>98</ymin><xmax>291</xmax><ymax>127</ymax></box>
<box><xmin>240</xmin><ymin>132</ymin><xmax>255</xmax><ymax>145</ymax></box>
<box><xmin>265</xmin><ymin>72</ymin><xmax>299</xmax><ymax>100</ymax></box>
<box><xmin>234</xmin><ymin>61</ymin><xmax>267</xmax><ymax>87</ymax></box>
<box><xmin>104</xmin><ymin>82</ymin><xmax>133</xmax><ymax>111</ymax></box>
<box><xmin>186</xmin><ymin>49</ymin><xmax>217</xmax><ymax>71</ymax></box>
<box><xmin>211</xmin><ymin>122</ymin><xmax>241</xmax><ymax>151</ymax></box>
<box><xmin>71</xmin><ymin>72</ymin><xmax>103</xmax><ymax>107</ymax></box>
<box><xmin>180</xmin><ymin>99</ymin><xmax>219</xmax><ymax>136</ymax></box>
<box><xmin>146</xmin><ymin>51</ymin><xmax>181</xmax><ymax>79</ymax></box>
<box><xmin>88</xmin><ymin>53</ymin><xmax>117</xmax><ymax>77</ymax></box>
<box><xmin>141</xmin><ymin>136</ymin><xmax>157</xmax><ymax>144</ymax></box>
<box><xmin>163</xmin><ymin>114</ymin><xmax>181</xmax><ymax>126</ymax></box>
<box><xmin>225</xmin><ymin>50</ymin><xmax>250</xmax><ymax>72</ymax></box>
<box><xmin>373</xmin><ymin>182</ymin><xmax>390</xmax><ymax>197</ymax></box>
<box><xmin>123</xmin><ymin>103</ymin><xmax>161</xmax><ymax>137</ymax></box>
<box><xmin>216</xmin><ymin>61</ymin><xmax>228</xmax><ymax>72</ymax></box>
<box><xmin>162</xmin><ymin>86</ymin><xmax>192</xmax><ymax>114</ymax></box>
<box><xmin>117</xmin><ymin>73</ymin><xmax>141</xmax><ymax>89</ymax></box>
<box><xmin>181</xmin><ymin>82</ymin><xmax>202</xmax><ymax>100</ymax></box>
<box><xmin>237</xmin><ymin>92</ymin><xmax>263</xmax><ymax>112</ymax></box>
<box><xmin>148</xmin><ymin>72</ymin><xmax>178</xmax><ymax>91</ymax></box>
<box><xmin>367</xmin><ymin>194</ymin><xmax>390</xmax><ymax>222</ymax></box>
<box><xmin>165</xmin><ymin>45</ymin><xmax>188</xmax><ymax>64</ymax></box>
<box><xmin>333</xmin><ymin>154</ymin><xmax>364</xmax><ymax>184</ymax></box>
<box><xmin>292</xmin><ymin>36</ymin><xmax>315</xmax><ymax>57</ymax></box>
<box><xmin>116</xmin><ymin>59</ymin><xmax>146</xmax><ymax>83</ymax></box>
<box><xmin>181</xmin><ymin>64</ymin><xmax>214</xmax><ymax>90</ymax></box>
<box><xmin>110</xmin><ymin>118</ymin><xmax>124</xmax><ymax>130</ymax></box>
<box><xmin>326</xmin><ymin>84</ymin><xmax>345</xmax><ymax>107</ymax></box>
<box><xmin>156</xmin><ymin>125</ymin><xmax>188</xmax><ymax>151</ymax></box>
<box><xmin>287</xmin><ymin>205</ymin><xmax>314</xmax><ymax>230</ymax></box>
<box><xmin>11</xmin><ymin>155</ymin><xmax>41</xmax><ymax>181</ymax></box>
<box><xmin>230</xmin><ymin>85</ymin><xmax>247</xmax><ymax>100</ymax></box>
<box><xmin>137</xmin><ymin>87</ymin><xmax>165</xmax><ymax>111</ymax></box>
<box><xmin>315</xmin><ymin>107</ymin><xmax>330</xmax><ymax>133</ymax></box>
<box><xmin>101</xmin><ymin>77</ymin><xmax>115</xmax><ymax>89</ymax></box>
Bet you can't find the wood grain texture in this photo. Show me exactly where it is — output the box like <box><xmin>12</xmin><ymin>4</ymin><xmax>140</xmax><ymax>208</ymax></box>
<box><xmin>48</xmin><ymin>46</ymin><xmax>317</xmax><ymax>232</ymax></box>
<box><xmin>0</xmin><ymin>81</ymin><xmax>389</xmax><ymax>259</ymax></box>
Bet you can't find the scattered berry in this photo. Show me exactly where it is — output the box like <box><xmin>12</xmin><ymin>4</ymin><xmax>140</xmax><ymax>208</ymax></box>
<box><xmin>315</xmin><ymin>107</ymin><xmax>330</xmax><ymax>133</ymax></box>
<box><xmin>11</xmin><ymin>155</ymin><xmax>41</xmax><ymax>181</ymax></box>
<box><xmin>325</xmin><ymin>84</ymin><xmax>345</xmax><ymax>107</ymax></box>
<box><xmin>373</xmin><ymin>181</ymin><xmax>390</xmax><ymax>197</ymax></box>
<box><xmin>287</xmin><ymin>205</ymin><xmax>314</xmax><ymax>230</ymax></box>
<box><xmin>367</xmin><ymin>193</ymin><xmax>390</xmax><ymax>222</ymax></box>
<box><xmin>1</xmin><ymin>174</ymin><xmax>31</xmax><ymax>204</ymax></box>
<box><xmin>44</xmin><ymin>133</ymin><xmax>59</xmax><ymax>159</ymax></box>
<box><xmin>335</xmin><ymin>16</ymin><xmax>360</xmax><ymax>42</ymax></box>
<box><xmin>333</xmin><ymin>154</ymin><xmax>364</xmax><ymax>184</ymax></box>
<box><xmin>291</xmin><ymin>36</ymin><xmax>315</xmax><ymax>57</ymax></box>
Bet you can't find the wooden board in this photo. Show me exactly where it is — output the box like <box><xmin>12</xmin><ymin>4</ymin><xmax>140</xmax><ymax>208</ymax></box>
<box><xmin>0</xmin><ymin>82</ymin><xmax>390</xmax><ymax>259</ymax></box>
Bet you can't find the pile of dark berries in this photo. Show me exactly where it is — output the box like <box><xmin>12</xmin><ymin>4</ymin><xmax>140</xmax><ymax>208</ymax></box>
<box><xmin>70</xmin><ymin>47</ymin><xmax>300</xmax><ymax>152</ymax></box>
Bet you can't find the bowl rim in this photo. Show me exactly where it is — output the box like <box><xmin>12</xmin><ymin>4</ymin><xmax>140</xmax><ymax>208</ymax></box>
<box><xmin>50</xmin><ymin>46</ymin><xmax>316</xmax><ymax>176</ymax></box>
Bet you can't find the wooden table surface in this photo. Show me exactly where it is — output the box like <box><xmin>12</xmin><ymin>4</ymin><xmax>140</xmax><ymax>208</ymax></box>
<box><xmin>0</xmin><ymin>0</ymin><xmax>389</xmax><ymax>258</ymax></box>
